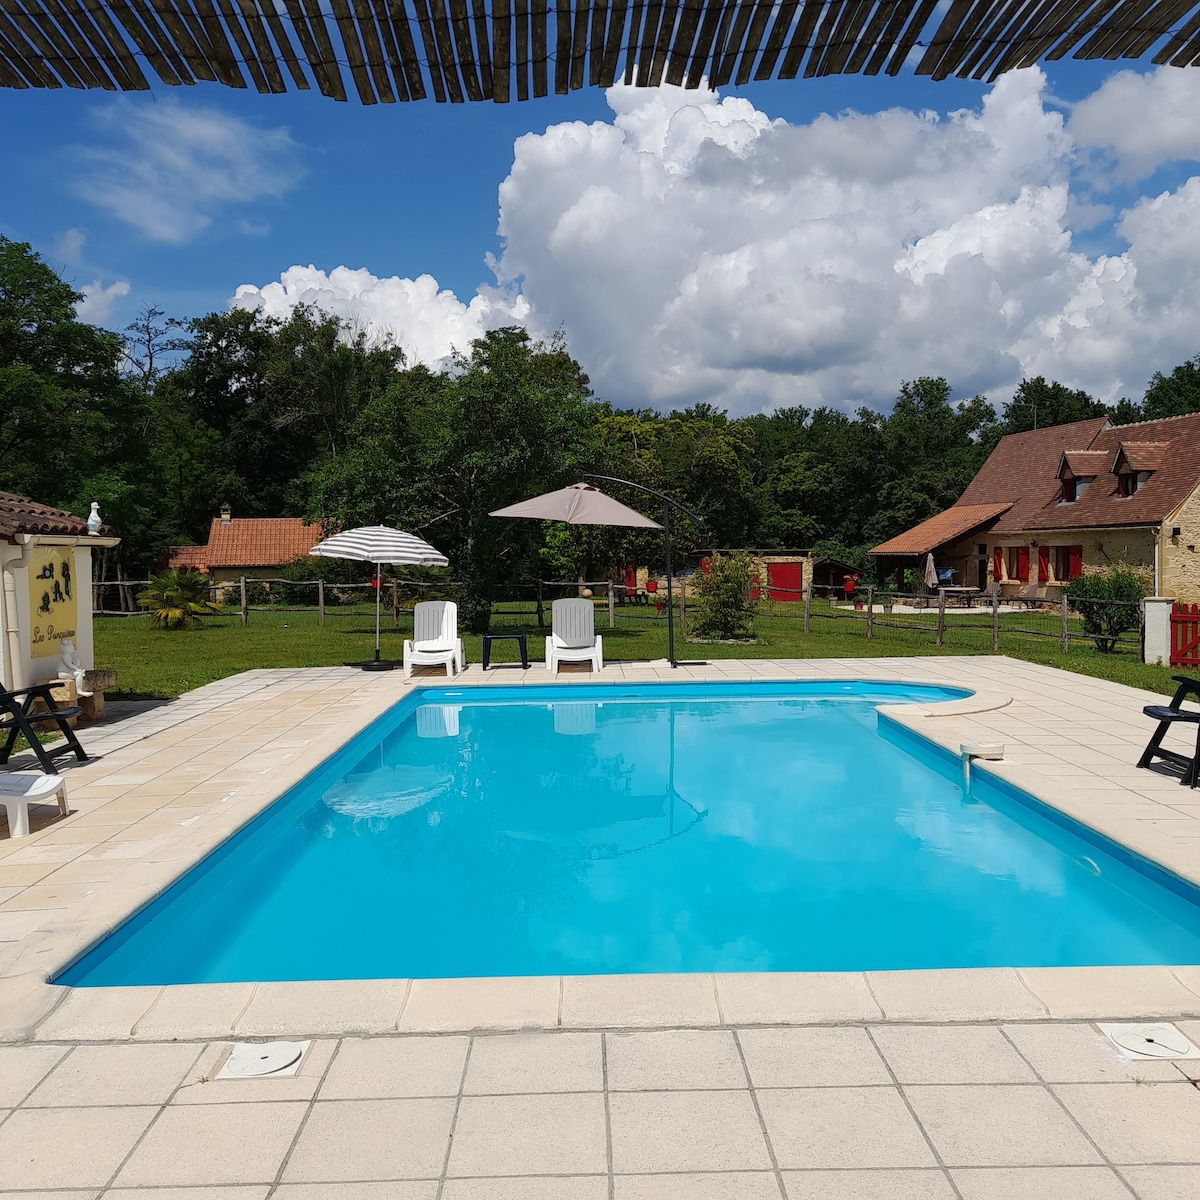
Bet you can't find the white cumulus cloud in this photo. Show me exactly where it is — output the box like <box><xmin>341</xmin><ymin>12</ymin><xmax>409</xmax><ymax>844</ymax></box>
<box><xmin>1070</xmin><ymin>66</ymin><xmax>1200</xmax><ymax>185</ymax></box>
<box><xmin>75</xmin><ymin>99</ymin><xmax>304</xmax><ymax>244</ymax></box>
<box><xmin>76</xmin><ymin>278</ymin><xmax>131</xmax><ymax>324</ymax></box>
<box><xmin>233</xmin><ymin>68</ymin><xmax>1200</xmax><ymax>415</ymax></box>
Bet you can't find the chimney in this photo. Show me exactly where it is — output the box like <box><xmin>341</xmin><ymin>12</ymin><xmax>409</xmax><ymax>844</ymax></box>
<box><xmin>220</xmin><ymin>503</ymin><xmax>232</xmax><ymax>524</ymax></box>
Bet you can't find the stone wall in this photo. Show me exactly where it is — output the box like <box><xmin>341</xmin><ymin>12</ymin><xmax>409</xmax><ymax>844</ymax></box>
<box><xmin>1163</xmin><ymin>484</ymin><xmax>1200</xmax><ymax>605</ymax></box>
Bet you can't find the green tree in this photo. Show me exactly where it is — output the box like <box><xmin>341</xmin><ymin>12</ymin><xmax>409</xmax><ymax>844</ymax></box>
<box><xmin>1066</xmin><ymin>566</ymin><xmax>1146</xmax><ymax>653</ymax></box>
<box><xmin>997</xmin><ymin>377</ymin><xmax>1108</xmax><ymax>436</ymax></box>
<box><xmin>689</xmin><ymin>552</ymin><xmax>757</xmax><ymax>640</ymax></box>
<box><xmin>1142</xmin><ymin>355</ymin><xmax>1200</xmax><ymax>420</ymax></box>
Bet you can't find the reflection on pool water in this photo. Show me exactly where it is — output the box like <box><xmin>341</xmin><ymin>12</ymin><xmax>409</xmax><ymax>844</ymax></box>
<box><xmin>60</xmin><ymin>681</ymin><xmax>1200</xmax><ymax>985</ymax></box>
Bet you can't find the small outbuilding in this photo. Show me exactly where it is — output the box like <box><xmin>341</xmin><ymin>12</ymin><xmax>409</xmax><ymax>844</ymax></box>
<box><xmin>160</xmin><ymin>505</ymin><xmax>323</xmax><ymax>585</ymax></box>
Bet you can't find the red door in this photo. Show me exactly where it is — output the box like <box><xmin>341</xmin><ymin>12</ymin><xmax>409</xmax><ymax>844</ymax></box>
<box><xmin>767</xmin><ymin>561</ymin><xmax>803</xmax><ymax>602</ymax></box>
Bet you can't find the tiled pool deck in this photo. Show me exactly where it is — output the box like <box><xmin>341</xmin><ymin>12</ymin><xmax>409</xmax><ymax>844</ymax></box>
<box><xmin>3</xmin><ymin>655</ymin><xmax>1200</xmax><ymax>1196</ymax></box>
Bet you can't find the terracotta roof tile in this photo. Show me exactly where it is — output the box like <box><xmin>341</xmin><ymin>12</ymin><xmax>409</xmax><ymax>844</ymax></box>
<box><xmin>1059</xmin><ymin>450</ymin><xmax>1110</xmax><ymax>478</ymax></box>
<box><xmin>1114</xmin><ymin>441</ymin><xmax>1167</xmax><ymax>472</ymax></box>
<box><xmin>0</xmin><ymin>491</ymin><xmax>102</xmax><ymax>543</ymax></box>
<box><xmin>870</xmin><ymin>502</ymin><xmax>1013</xmax><ymax>556</ymax></box>
<box><xmin>161</xmin><ymin>517</ymin><xmax>322</xmax><ymax>572</ymax></box>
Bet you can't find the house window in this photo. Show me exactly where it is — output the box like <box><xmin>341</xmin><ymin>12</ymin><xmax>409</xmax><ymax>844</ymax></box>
<box><xmin>1054</xmin><ymin>545</ymin><xmax>1083</xmax><ymax>582</ymax></box>
<box><xmin>1118</xmin><ymin>472</ymin><xmax>1138</xmax><ymax>498</ymax></box>
<box><xmin>1061</xmin><ymin>477</ymin><xmax>1077</xmax><ymax>503</ymax></box>
<box><xmin>1006</xmin><ymin>546</ymin><xmax>1030</xmax><ymax>583</ymax></box>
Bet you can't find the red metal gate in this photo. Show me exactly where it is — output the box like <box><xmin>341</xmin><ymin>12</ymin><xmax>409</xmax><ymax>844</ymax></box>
<box><xmin>1172</xmin><ymin>602</ymin><xmax>1200</xmax><ymax>667</ymax></box>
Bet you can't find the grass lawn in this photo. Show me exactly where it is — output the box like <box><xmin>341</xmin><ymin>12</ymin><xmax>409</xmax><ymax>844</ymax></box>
<box><xmin>95</xmin><ymin>599</ymin><xmax>1184</xmax><ymax>700</ymax></box>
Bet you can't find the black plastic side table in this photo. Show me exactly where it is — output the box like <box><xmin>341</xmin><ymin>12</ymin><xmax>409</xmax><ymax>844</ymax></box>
<box><xmin>481</xmin><ymin>633</ymin><xmax>529</xmax><ymax>670</ymax></box>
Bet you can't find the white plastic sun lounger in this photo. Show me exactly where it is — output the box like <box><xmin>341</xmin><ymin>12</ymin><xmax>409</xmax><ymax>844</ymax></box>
<box><xmin>403</xmin><ymin>601</ymin><xmax>465</xmax><ymax>680</ymax></box>
<box><xmin>0</xmin><ymin>772</ymin><xmax>68</xmax><ymax>838</ymax></box>
<box><xmin>545</xmin><ymin>597</ymin><xmax>603</xmax><ymax>674</ymax></box>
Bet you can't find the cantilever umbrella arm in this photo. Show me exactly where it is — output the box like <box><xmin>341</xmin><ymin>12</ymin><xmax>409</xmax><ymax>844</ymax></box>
<box><xmin>582</xmin><ymin>474</ymin><xmax>705</xmax><ymax>669</ymax></box>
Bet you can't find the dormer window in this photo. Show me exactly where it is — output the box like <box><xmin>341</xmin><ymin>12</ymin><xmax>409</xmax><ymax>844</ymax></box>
<box><xmin>1057</xmin><ymin>450</ymin><xmax>1104</xmax><ymax>504</ymax></box>
<box><xmin>1061</xmin><ymin>477</ymin><xmax>1077</xmax><ymax>503</ymax></box>
<box><xmin>1112</xmin><ymin>443</ymin><xmax>1163</xmax><ymax>498</ymax></box>
<box><xmin>1118</xmin><ymin>471</ymin><xmax>1148</xmax><ymax>498</ymax></box>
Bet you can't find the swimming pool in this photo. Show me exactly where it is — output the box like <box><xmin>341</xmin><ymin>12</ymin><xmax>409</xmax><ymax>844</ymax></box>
<box><xmin>61</xmin><ymin>680</ymin><xmax>1200</xmax><ymax>985</ymax></box>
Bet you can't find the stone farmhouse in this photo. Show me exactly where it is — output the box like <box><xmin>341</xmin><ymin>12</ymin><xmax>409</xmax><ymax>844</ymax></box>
<box><xmin>870</xmin><ymin>412</ymin><xmax>1200</xmax><ymax>604</ymax></box>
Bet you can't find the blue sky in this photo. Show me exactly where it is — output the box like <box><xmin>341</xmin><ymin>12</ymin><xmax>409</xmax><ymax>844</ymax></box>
<box><xmin>3</xmin><ymin>55</ymin><xmax>1200</xmax><ymax>415</ymax></box>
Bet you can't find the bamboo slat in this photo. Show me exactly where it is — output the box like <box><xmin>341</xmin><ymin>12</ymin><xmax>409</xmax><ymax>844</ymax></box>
<box><xmin>570</xmin><ymin>0</ymin><xmax>588</xmax><ymax>87</ymax></box>
<box><xmin>735</xmin><ymin>0</ymin><xmax>777</xmax><ymax>81</ymax></box>
<box><xmin>553</xmin><ymin>0</ymin><xmax>570</xmax><ymax>91</ymax></box>
<box><xmin>284</xmin><ymin>0</ymin><xmax>343</xmax><ymax>96</ymax></box>
<box><xmin>978</xmin><ymin>0</ymin><xmax>1063</xmax><ymax>77</ymax></box>
<box><xmin>429</xmin><ymin>0</ymin><xmax>466</xmax><ymax>100</ymax></box>
<box><xmin>845</xmin><ymin>0</ymin><xmax>896</xmax><ymax>70</ymax></box>
<box><xmin>366</xmin><ymin>0</ymin><xmax>409</xmax><ymax>99</ymax></box>
<box><xmin>50</xmin><ymin>0</ymin><xmax>139</xmax><ymax>88</ymax></box>
<box><xmin>251</xmin><ymin>0</ymin><xmax>306</xmax><ymax>89</ymax></box>
<box><xmin>1115</xmin><ymin>0</ymin><xmax>1194</xmax><ymax>57</ymax></box>
<box><xmin>514</xmin><ymin>0</ymin><xmax>528</xmax><ymax>95</ymax></box>
<box><xmin>213</xmin><ymin>0</ymin><xmax>271</xmax><ymax>90</ymax></box>
<box><xmin>26</xmin><ymin>0</ymin><xmax>110</xmax><ymax>86</ymax></box>
<box><xmin>754</xmin><ymin>0</ymin><xmax>799</xmax><ymax>77</ymax></box>
<box><xmin>492</xmin><ymin>0</ymin><xmax>510</xmax><ymax>96</ymax></box>
<box><xmin>686</xmin><ymin>0</ymin><xmax>725</xmax><ymax>84</ymax></box>
<box><xmin>597</xmin><ymin>0</ymin><xmax>625</xmax><ymax>81</ymax></box>
<box><xmin>587</xmin><ymin>0</ymin><xmax>605</xmax><ymax>81</ymax></box>
<box><xmin>862</xmin><ymin>0</ymin><xmax>914</xmax><ymax>71</ymax></box>
<box><xmin>916</xmin><ymin>0</ymin><xmax>986</xmax><ymax>77</ymax></box>
<box><xmin>1077</xmin><ymin>0</ymin><xmax>1155</xmax><ymax>57</ymax></box>
<box><xmin>712</xmin><ymin>0</ymin><xmax>755</xmax><ymax>84</ymax></box>
<box><xmin>446</xmin><ymin>0</ymin><xmax>482</xmax><ymax>100</ymax></box>
<box><xmin>1045</xmin><ymin>0</ymin><xmax>1122</xmax><ymax>57</ymax></box>
<box><xmin>648</xmin><ymin>0</ymin><xmax>677</xmax><ymax>83</ymax></box>
<box><xmin>122</xmin><ymin>0</ymin><xmax>193</xmax><ymax>82</ymax></box>
<box><xmin>69</xmin><ymin>0</ymin><xmax>149</xmax><ymax>87</ymax></box>
<box><xmin>820</xmin><ymin>0</ymin><xmax>879</xmax><ymax>74</ymax></box>
<box><xmin>347</xmin><ymin>0</ymin><xmax>396</xmax><ymax>100</ymax></box>
<box><xmin>0</xmin><ymin>32</ymin><xmax>32</xmax><ymax>83</ymax></box>
<box><xmin>190</xmin><ymin>0</ymin><xmax>247</xmax><ymax>87</ymax></box>
<box><xmin>1155</xmin><ymin>2</ymin><xmax>1200</xmax><ymax>61</ymax></box>
<box><xmin>470</xmin><ymin>0</ymin><xmax>493</xmax><ymax>94</ymax></box>
<box><xmin>778</xmin><ymin>0</ymin><xmax>826</xmax><ymax>77</ymax></box>
<box><xmin>152</xmin><ymin>0</ymin><xmax>218</xmax><ymax>82</ymax></box>
<box><xmin>410</xmin><ymin>0</ymin><xmax>448</xmax><ymax>100</ymax></box>
<box><xmin>0</xmin><ymin>1</ymin><xmax>74</xmax><ymax>84</ymax></box>
<box><xmin>635</xmin><ymin>0</ymin><xmax>659</xmax><ymax>83</ymax></box>
<box><xmin>327</xmin><ymin>0</ymin><xmax>378</xmax><ymax>102</ymax></box>
<box><xmin>382</xmin><ymin>0</ymin><xmax>425</xmax><ymax>97</ymax></box>
<box><xmin>799</xmin><ymin>0</ymin><xmax>845</xmax><ymax>76</ymax></box>
<box><xmin>531</xmin><ymin>0</ymin><xmax>547</xmax><ymax>93</ymax></box>
<box><xmin>664</xmin><ymin>0</ymin><xmax>701</xmax><ymax>83</ymax></box>
<box><xmin>885</xmin><ymin>0</ymin><xmax>939</xmax><ymax>73</ymax></box>
<box><xmin>622</xmin><ymin>0</ymin><xmax>641</xmax><ymax>80</ymax></box>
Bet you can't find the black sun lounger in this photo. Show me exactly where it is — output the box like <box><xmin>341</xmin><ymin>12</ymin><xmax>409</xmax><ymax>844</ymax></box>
<box><xmin>1138</xmin><ymin>675</ymin><xmax>1200</xmax><ymax>788</ymax></box>
<box><xmin>0</xmin><ymin>684</ymin><xmax>89</xmax><ymax>775</ymax></box>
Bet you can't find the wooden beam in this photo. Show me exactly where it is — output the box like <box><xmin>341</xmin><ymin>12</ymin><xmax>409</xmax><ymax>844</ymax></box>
<box><xmin>470</xmin><ymin>0</ymin><xmax>493</xmax><ymax>95</ymax></box>
<box><xmin>885</xmin><ymin>0</ymin><xmax>939</xmax><ymax>73</ymax></box>
<box><xmin>570</xmin><ymin>0</ymin><xmax>588</xmax><ymax>87</ymax></box>
<box><xmin>514</xmin><ymin>0</ymin><xmax>529</xmax><ymax>97</ymax></box>
<box><xmin>598</xmin><ymin>0</ymin><xmax>625</xmax><ymax>82</ymax></box>
<box><xmin>296</xmin><ymin>0</ymin><xmax>348</xmax><ymax>98</ymax></box>
<box><xmin>0</xmin><ymin>4</ymin><xmax>68</xmax><ymax>84</ymax></box>
<box><xmin>349</xmin><ymin>0</ymin><xmax>397</xmax><ymax>100</ymax></box>
<box><xmin>712</xmin><ymin>0</ymin><xmax>755</xmax><ymax>85</ymax></box>
<box><xmin>367</xmin><ymin>0</ymin><xmax>410</xmax><ymax>99</ymax></box>
<box><xmin>54</xmin><ymin>0</ymin><xmax>145</xmax><ymax>89</ymax></box>
<box><xmin>778</xmin><ymin>0</ymin><xmax>826</xmax><ymax>78</ymax></box>
<box><xmin>153</xmin><ymin>0</ymin><xmax>219</xmax><ymax>83</ymax></box>
<box><xmin>429</xmin><ymin>0</ymin><xmax>466</xmax><ymax>100</ymax></box>
<box><xmin>734</xmin><ymin>0</ymin><xmax>776</xmax><ymax>82</ymax></box>
<box><xmin>863</xmin><ymin>0</ymin><xmax>915</xmax><ymax>72</ymax></box>
<box><xmin>648</xmin><ymin>0</ymin><xmax>677</xmax><ymax>83</ymax></box>
<box><xmin>635</xmin><ymin>0</ymin><xmax>660</xmax><ymax>83</ymax></box>
<box><xmin>820</xmin><ymin>0</ymin><xmax>878</xmax><ymax>74</ymax></box>
<box><xmin>622</xmin><ymin>0</ymin><xmax>642</xmax><ymax>81</ymax></box>
<box><xmin>104</xmin><ymin>0</ymin><xmax>187</xmax><ymax>84</ymax></box>
<box><xmin>686</xmin><ymin>0</ymin><xmax>724</xmax><ymax>85</ymax></box>
<box><xmin>251</xmin><ymin>0</ymin><xmax>307</xmax><ymax>89</ymax></box>
<box><xmin>29</xmin><ymin>0</ymin><xmax>115</xmax><ymax>87</ymax></box>
<box><xmin>213</xmin><ymin>0</ymin><xmax>272</xmax><ymax>91</ymax></box>
<box><xmin>754</xmin><ymin>0</ymin><xmax>799</xmax><ymax>77</ymax></box>
<box><xmin>588</xmin><ymin>0</ymin><xmax>605</xmax><ymax>82</ymax></box>
<box><xmin>801</xmin><ymin>0</ymin><xmax>845</xmax><ymax>76</ymax></box>
<box><xmin>191</xmin><ymin>0</ymin><xmax>247</xmax><ymax>88</ymax></box>
<box><xmin>382</xmin><ymin>0</ymin><xmax>425</xmax><ymax>98</ymax></box>
<box><xmin>554</xmin><ymin>0</ymin><xmax>570</xmax><ymax>91</ymax></box>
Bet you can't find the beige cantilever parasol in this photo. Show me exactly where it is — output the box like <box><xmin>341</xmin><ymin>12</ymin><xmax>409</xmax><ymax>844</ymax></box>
<box><xmin>489</xmin><ymin>483</ymin><xmax>662</xmax><ymax>529</ymax></box>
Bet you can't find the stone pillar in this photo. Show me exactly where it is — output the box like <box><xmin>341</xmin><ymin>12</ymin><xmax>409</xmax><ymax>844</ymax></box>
<box><xmin>1143</xmin><ymin>596</ymin><xmax>1176</xmax><ymax>665</ymax></box>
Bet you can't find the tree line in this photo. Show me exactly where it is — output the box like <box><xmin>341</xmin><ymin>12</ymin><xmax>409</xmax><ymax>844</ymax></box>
<box><xmin>5</xmin><ymin>235</ymin><xmax>1200</xmax><ymax>631</ymax></box>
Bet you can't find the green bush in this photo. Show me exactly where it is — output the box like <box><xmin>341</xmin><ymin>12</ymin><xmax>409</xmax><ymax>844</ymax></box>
<box><xmin>689</xmin><ymin>552</ymin><xmax>757</xmax><ymax>640</ymax></box>
<box><xmin>1066</xmin><ymin>566</ymin><xmax>1147</xmax><ymax>653</ymax></box>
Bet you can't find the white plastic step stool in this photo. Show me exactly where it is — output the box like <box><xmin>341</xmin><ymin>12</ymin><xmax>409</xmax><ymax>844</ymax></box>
<box><xmin>0</xmin><ymin>773</ymin><xmax>68</xmax><ymax>838</ymax></box>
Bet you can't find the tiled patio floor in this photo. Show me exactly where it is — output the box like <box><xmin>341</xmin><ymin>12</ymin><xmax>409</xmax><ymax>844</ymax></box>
<box><xmin>2</xmin><ymin>1023</ymin><xmax>1200</xmax><ymax>1198</ymax></box>
<box><xmin>5</xmin><ymin>657</ymin><xmax>1200</xmax><ymax>1193</ymax></box>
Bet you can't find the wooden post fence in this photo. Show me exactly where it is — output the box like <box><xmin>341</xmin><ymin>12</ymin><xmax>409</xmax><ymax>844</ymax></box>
<box><xmin>239</xmin><ymin>576</ymin><xmax>248</xmax><ymax>626</ymax></box>
<box><xmin>803</xmin><ymin>582</ymin><xmax>811</xmax><ymax>634</ymax></box>
<box><xmin>392</xmin><ymin>582</ymin><xmax>399</xmax><ymax>629</ymax></box>
<box><xmin>607</xmin><ymin>581</ymin><xmax>615</xmax><ymax>628</ymax></box>
<box><xmin>991</xmin><ymin>589</ymin><xmax>1000</xmax><ymax>652</ymax></box>
<box><xmin>536</xmin><ymin>579</ymin><xmax>545</xmax><ymax>628</ymax></box>
<box><xmin>1061</xmin><ymin>594</ymin><xmax>1070</xmax><ymax>654</ymax></box>
<box><xmin>318</xmin><ymin>579</ymin><xmax>325</xmax><ymax>627</ymax></box>
<box><xmin>679</xmin><ymin>578</ymin><xmax>686</xmax><ymax>631</ymax></box>
<box><xmin>936</xmin><ymin>588</ymin><xmax>946</xmax><ymax>648</ymax></box>
<box><xmin>866</xmin><ymin>587</ymin><xmax>873</xmax><ymax>640</ymax></box>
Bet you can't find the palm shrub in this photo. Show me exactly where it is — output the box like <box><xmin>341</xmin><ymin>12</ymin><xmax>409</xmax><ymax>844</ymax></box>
<box><xmin>137</xmin><ymin>569</ymin><xmax>222</xmax><ymax>630</ymax></box>
<box><xmin>689</xmin><ymin>552</ymin><xmax>757</xmax><ymax>640</ymax></box>
<box><xmin>1066</xmin><ymin>565</ymin><xmax>1147</xmax><ymax>653</ymax></box>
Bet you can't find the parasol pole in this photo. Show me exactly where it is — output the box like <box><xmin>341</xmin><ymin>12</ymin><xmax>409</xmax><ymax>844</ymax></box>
<box><xmin>361</xmin><ymin>560</ymin><xmax>394</xmax><ymax>670</ymax></box>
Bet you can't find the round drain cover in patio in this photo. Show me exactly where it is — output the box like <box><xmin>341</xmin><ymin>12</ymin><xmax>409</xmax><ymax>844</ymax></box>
<box><xmin>1098</xmin><ymin>1023</ymin><xmax>1199</xmax><ymax>1060</ymax></box>
<box><xmin>217</xmin><ymin>1040</ymin><xmax>308</xmax><ymax>1078</ymax></box>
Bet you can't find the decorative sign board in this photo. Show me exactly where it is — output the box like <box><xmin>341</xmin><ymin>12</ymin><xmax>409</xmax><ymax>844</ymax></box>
<box><xmin>28</xmin><ymin>546</ymin><xmax>78</xmax><ymax>659</ymax></box>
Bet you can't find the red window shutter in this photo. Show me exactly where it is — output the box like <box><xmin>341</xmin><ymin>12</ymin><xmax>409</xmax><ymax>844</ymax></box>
<box><xmin>1017</xmin><ymin>546</ymin><xmax>1030</xmax><ymax>582</ymax></box>
<box><xmin>993</xmin><ymin>547</ymin><xmax>1003</xmax><ymax>580</ymax></box>
<box><xmin>1038</xmin><ymin>546</ymin><xmax>1050</xmax><ymax>582</ymax></box>
<box><xmin>1068</xmin><ymin>546</ymin><xmax>1082</xmax><ymax>580</ymax></box>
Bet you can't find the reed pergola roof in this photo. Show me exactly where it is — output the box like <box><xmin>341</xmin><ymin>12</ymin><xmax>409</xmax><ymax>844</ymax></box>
<box><xmin>1</xmin><ymin>0</ymin><xmax>1197</xmax><ymax>104</ymax></box>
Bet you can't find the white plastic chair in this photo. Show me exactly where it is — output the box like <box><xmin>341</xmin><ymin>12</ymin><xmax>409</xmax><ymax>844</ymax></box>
<box><xmin>415</xmin><ymin>704</ymin><xmax>461</xmax><ymax>738</ymax></box>
<box><xmin>545</xmin><ymin>598</ymin><xmax>603</xmax><ymax>674</ymax></box>
<box><xmin>403</xmin><ymin>601</ymin><xmax>465</xmax><ymax>680</ymax></box>
<box><xmin>0</xmin><ymin>773</ymin><xmax>68</xmax><ymax>838</ymax></box>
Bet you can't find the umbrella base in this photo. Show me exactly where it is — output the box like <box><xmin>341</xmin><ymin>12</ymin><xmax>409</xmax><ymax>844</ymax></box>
<box><xmin>359</xmin><ymin>657</ymin><xmax>397</xmax><ymax>672</ymax></box>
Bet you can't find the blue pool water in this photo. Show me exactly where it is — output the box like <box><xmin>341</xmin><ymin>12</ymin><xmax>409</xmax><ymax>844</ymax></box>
<box><xmin>61</xmin><ymin>681</ymin><xmax>1200</xmax><ymax>985</ymax></box>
